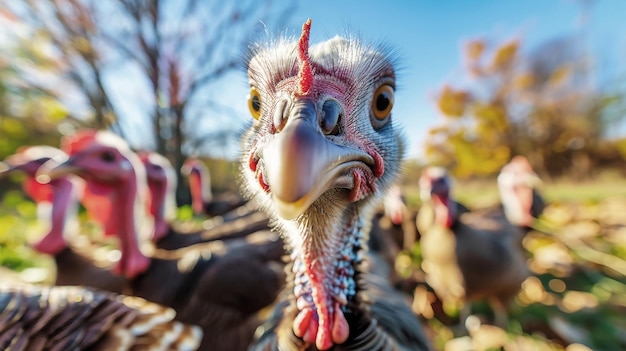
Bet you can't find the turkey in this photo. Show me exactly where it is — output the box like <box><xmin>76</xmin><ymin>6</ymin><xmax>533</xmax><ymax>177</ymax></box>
<box><xmin>241</xmin><ymin>19</ymin><xmax>431</xmax><ymax>351</ymax></box>
<box><xmin>497</xmin><ymin>155</ymin><xmax>545</xmax><ymax>230</ymax></box>
<box><xmin>139</xmin><ymin>150</ymin><xmax>272</xmax><ymax>250</ymax></box>
<box><xmin>416</xmin><ymin>166</ymin><xmax>529</xmax><ymax>328</ymax></box>
<box><xmin>41</xmin><ymin>131</ymin><xmax>286</xmax><ymax>351</ymax></box>
<box><xmin>0</xmin><ymin>146</ymin><xmax>127</xmax><ymax>293</ymax></box>
<box><xmin>181</xmin><ymin>157</ymin><xmax>249</xmax><ymax>218</ymax></box>
<box><xmin>1</xmin><ymin>147</ymin><xmax>72</xmax><ymax>233</ymax></box>
<box><xmin>138</xmin><ymin>150</ymin><xmax>179</xmax><ymax>243</ymax></box>
<box><xmin>374</xmin><ymin>184</ymin><xmax>419</xmax><ymax>251</ymax></box>
<box><xmin>0</xmin><ymin>283</ymin><xmax>202</xmax><ymax>350</ymax></box>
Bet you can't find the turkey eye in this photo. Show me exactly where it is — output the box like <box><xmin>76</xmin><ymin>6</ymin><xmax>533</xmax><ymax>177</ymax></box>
<box><xmin>247</xmin><ymin>87</ymin><xmax>262</xmax><ymax>120</ymax></box>
<box><xmin>101</xmin><ymin>151</ymin><xmax>116</xmax><ymax>162</ymax></box>
<box><xmin>372</xmin><ymin>84</ymin><xmax>394</xmax><ymax>121</ymax></box>
<box><xmin>321</xmin><ymin>100</ymin><xmax>342</xmax><ymax>135</ymax></box>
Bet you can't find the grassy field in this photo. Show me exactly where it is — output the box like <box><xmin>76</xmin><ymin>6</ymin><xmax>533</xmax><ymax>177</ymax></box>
<box><xmin>0</xmin><ymin>171</ymin><xmax>625</xmax><ymax>350</ymax></box>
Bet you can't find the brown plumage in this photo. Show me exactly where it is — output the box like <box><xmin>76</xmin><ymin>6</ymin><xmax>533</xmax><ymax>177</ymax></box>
<box><xmin>416</xmin><ymin>166</ymin><xmax>529</xmax><ymax>327</ymax></box>
<box><xmin>0</xmin><ymin>146</ymin><xmax>128</xmax><ymax>294</ymax></box>
<box><xmin>0</xmin><ymin>283</ymin><xmax>202</xmax><ymax>350</ymax></box>
<box><xmin>41</xmin><ymin>130</ymin><xmax>286</xmax><ymax>351</ymax></box>
<box><xmin>241</xmin><ymin>19</ymin><xmax>431</xmax><ymax>350</ymax></box>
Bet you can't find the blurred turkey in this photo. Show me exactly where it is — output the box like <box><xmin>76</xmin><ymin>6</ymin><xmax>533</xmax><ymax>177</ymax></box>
<box><xmin>371</xmin><ymin>184</ymin><xmax>419</xmax><ymax>251</ymax></box>
<box><xmin>366</xmin><ymin>185</ymin><xmax>418</xmax><ymax>285</ymax></box>
<box><xmin>0</xmin><ymin>146</ymin><xmax>127</xmax><ymax>293</ymax></box>
<box><xmin>139</xmin><ymin>151</ymin><xmax>271</xmax><ymax>250</ymax></box>
<box><xmin>416</xmin><ymin>166</ymin><xmax>529</xmax><ymax>328</ymax></box>
<box><xmin>497</xmin><ymin>155</ymin><xmax>546</xmax><ymax>230</ymax></box>
<box><xmin>181</xmin><ymin>157</ymin><xmax>248</xmax><ymax>218</ymax></box>
<box><xmin>241</xmin><ymin>19</ymin><xmax>431</xmax><ymax>350</ymax></box>
<box><xmin>41</xmin><ymin>130</ymin><xmax>285</xmax><ymax>351</ymax></box>
<box><xmin>0</xmin><ymin>283</ymin><xmax>201</xmax><ymax>350</ymax></box>
<box><xmin>138</xmin><ymin>150</ymin><xmax>179</xmax><ymax>243</ymax></box>
<box><xmin>0</xmin><ymin>146</ymin><xmax>73</xmax><ymax>251</ymax></box>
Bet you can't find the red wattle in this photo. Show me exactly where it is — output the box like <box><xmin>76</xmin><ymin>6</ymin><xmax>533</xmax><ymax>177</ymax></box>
<box><xmin>189</xmin><ymin>172</ymin><xmax>204</xmax><ymax>215</ymax></box>
<box><xmin>83</xmin><ymin>183</ymin><xmax>116</xmax><ymax>236</ymax></box>
<box><xmin>23</xmin><ymin>178</ymin><xmax>54</xmax><ymax>203</ymax></box>
<box><xmin>433</xmin><ymin>194</ymin><xmax>453</xmax><ymax>228</ymax></box>
<box><xmin>332</xmin><ymin>302</ymin><xmax>350</xmax><ymax>344</ymax></box>
<box><xmin>515</xmin><ymin>186</ymin><xmax>534</xmax><ymax>226</ymax></box>
<box><xmin>304</xmin><ymin>314</ymin><xmax>318</xmax><ymax>344</ymax></box>
<box><xmin>293</xmin><ymin>308</ymin><xmax>313</xmax><ymax>337</ymax></box>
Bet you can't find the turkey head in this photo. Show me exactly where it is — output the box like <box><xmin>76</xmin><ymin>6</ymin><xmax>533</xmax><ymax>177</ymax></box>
<box><xmin>241</xmin><ymin>19</ymin><xmax>404</xmax><ymax>350</ymax></box>
<box><xmin>41</xmin><ymin>130</ymin><xmax>151</xmax><ymax>278</ymax></box>
<box><xmin>497</xmin><ymin>155</ymin><xmax>545</xmax><ymax>227</ymax></box>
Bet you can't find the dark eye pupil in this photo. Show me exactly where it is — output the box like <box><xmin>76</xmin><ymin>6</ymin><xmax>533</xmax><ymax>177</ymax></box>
<box><xmin>252</xmin><ymin>95</ymin><xmax>261</xmax><ymax>112</ymax></box>
<box><xmin>376</xmin><ymin>93</ymin><xmax>390</xmax><ymax>111</ymax></box>
<box><xmin>102</xmin><ymin>151</ymin><xmax>115</xmax><ymax>162</ymax></box>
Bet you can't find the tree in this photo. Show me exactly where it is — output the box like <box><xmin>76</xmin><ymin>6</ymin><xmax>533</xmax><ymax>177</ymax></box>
<box><xmin>425</xmin><ymin>34</ymin><xmax>619</xmax><ymax>180</ymax></box>
<box><xmin>2</xmin><ymin>0</ymin><xmax>295</xmax><ymax>198</ymax></box>
<box><xmin>0</xmin><ymin>8</ymin><xmax>76</xmax><ymax>156</ymax></box>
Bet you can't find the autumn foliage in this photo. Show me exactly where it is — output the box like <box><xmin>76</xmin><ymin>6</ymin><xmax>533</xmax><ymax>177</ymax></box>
<box><xmin>426</xmin><ymin>36</ymin><xmax>625</xmax><ymax>180</ymax></box>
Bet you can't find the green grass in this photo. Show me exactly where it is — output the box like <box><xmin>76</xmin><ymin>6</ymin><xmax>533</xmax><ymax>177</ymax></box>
<box><xmin>1</xmin><ymin>169</ymin><xmax>625</xmax><ymax>349</ymax></box>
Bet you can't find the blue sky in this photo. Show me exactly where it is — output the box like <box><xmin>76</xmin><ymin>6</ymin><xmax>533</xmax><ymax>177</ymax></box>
<box><xmin>276</xmin><ymin>0</ymin><xmax>626</xmax><ymax>160</ymax></box>
<box><xmin>107</xmin><ymin>0</ymin><xmax>626</xmax><ymax>160</ymax></box>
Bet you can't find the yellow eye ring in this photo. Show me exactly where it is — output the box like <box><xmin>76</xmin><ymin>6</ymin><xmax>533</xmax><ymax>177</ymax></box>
<box><xmin>372</xmin><ymin>85</ymin><xmax>394</xmax><ymax>120</ymax></box>
<box><xmin>247</xmin><ymin>87</ymin><xmax>262</xmax><ymax>120</ymax></box>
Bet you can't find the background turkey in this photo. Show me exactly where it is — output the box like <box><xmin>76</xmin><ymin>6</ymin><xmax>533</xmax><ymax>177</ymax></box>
<box><xmin>181</xmin><ymin>157</ymin><xmax>249</xmax><ymax>218</ymax></box>
<box><xmin>497</xmin><ymin>155</ymin><xmax>546</xmax><ymax>230</ymax></box>
<box><xmin>139</xmin><ymin>150</ymin><xmax>272</xmax><ymax>250</ymax></box>
<box><xmin>0</xmin><ymin>146</ymin><xmax>128</xmax><ymax>294</ymax></box>
<box><xmin>416</xmin><ymin>166</ymin><xmax>529</xmax><ymax>329</ymax></box>
<box><xmin>41</xmin><ymin>130</ymin><xmax>286</xmax><ymax>351</ymax></box>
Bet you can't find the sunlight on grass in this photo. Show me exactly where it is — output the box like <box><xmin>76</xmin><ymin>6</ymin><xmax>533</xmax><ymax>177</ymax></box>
<box><xmin>0</xmin><ymin>169</ymin><xmax>625</xmax><ymax>349</ymax></box>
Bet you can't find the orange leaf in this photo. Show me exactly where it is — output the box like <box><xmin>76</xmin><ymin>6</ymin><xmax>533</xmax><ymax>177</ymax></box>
<box><xmin>465</xmin><ymin>39</ymin><xmax>485</xmax><ymax>62</ymax></box>
<box><xmin>437</xmin><ymin>85</ymin><xmax>470</xmax><ymax>117</ymax></box>
<box><xmin>490</xmin><ymin>40</ymin><xmax>519</xmax><ymax>71</ymax></box>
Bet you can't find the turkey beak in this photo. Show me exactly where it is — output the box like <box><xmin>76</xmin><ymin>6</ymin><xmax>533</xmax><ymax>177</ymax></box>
<box><xmin>263</xmin><ymin>99</ymin><xmax>373</xmax><ymax>220</ymax></box>
<box><xmin>36</xmin><ymin>158</ymin><xmax>81</xmax><ymax>184</ymax></box>
<box><xmin>0</xmin><ymin>154</ymin><xmax>29</xmax><ymax>177</ymax></box>
<box><xmin>0</xmin><ymin>159</ymin><xmax>38</xmax><ymax>178</ymax></box>
<box><xmin>0</xmin><ymin>161</ymin><xmax>17</xmax><ymax>177</ymax></box>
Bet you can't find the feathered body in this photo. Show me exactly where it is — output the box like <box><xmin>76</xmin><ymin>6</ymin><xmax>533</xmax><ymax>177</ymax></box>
<box><xmin>417</xmin><ymin>167</ymin><xmax>529</xmax><ymax>324</ymax></box>
<box><xmin>0</xmin><ymin>284</ymin><xmax>202</xmax><ymax>350</ymax></box>
<box><xmin>241</xmin><ymin>19</ymin><xmax>430</xmax><ymax>351</ymax></box>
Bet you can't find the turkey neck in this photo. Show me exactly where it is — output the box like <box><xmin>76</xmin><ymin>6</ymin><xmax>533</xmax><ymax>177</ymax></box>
<box><xmin>34</xmin><ymin>177</ymin><xmax>76</xmax><ymax>255</ymax></box>
<box><xmin>114</xmin><ymin>174</ymin><xmax>151</xmax><ymax>278</ymax></box>
<box><xmin>146</xmin><ymin>176</ymin><xmax>169</xmax><ymax>241</ymax></box>
<box><xmin>189</xmin><ymin>167</ymin><xmax>211</xmax><ymax>214</ymax></box>
<box><xmin>286</xmin><ymin>203</ymin><xmax>369</xmax><ymax>349</ymax></box>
